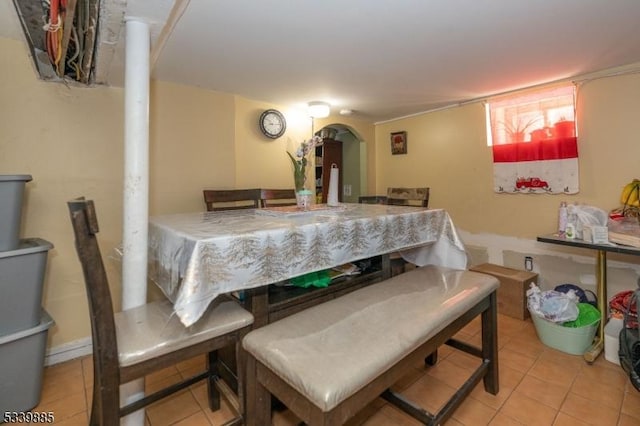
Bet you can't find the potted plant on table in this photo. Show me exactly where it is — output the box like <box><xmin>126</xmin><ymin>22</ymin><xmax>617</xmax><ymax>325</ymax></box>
<box><xmin>287</xmin><ymin>136</ymin><xmax>323</xmax><ymax>209</ymax></box>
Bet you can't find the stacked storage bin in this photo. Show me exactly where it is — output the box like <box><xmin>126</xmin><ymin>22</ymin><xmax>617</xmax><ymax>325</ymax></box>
<box><xmin>0</xmin><ymin>175</ymin><xmax>55</xmax><ymax>416</ymax></box>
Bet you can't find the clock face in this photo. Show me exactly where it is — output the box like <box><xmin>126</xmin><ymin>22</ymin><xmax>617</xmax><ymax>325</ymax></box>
<box><xmin>259</xmin><ymin>109</ymin><xmax>286</xmax><ymax>139</ymax></box>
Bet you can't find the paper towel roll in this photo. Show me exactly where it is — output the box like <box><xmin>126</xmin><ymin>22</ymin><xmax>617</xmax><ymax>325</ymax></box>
<box><xmin>327</xmin><ymin>164</ymin><xmax>339</xmax><ymax>206</ymax></box>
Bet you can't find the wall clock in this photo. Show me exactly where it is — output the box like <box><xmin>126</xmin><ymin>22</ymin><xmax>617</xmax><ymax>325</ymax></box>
<box><xmin>259</xmin><ymin>109</ymin><xmax>286</xmax><ymax>139</ymax></box>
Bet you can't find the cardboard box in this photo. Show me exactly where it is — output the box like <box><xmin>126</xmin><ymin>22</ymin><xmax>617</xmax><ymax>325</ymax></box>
<box><xmin>469</xmin><ymin>263</ymin><xmax>538</xmax><ymax>320</ymax></box>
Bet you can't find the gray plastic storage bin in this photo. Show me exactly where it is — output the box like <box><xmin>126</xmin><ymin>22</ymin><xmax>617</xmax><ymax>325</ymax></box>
<box><xmin>0</xmin><ymin>174</ymin><xmax>32</xmax><ymax>251</ymax></box>
<box><xmin>0</xmin><ymin>310</ymin><xmax>54</xmax><ymax>417</ymax></box>
<box><xmin>0</xmin><ymin>238</ymin><xmax>53</xmax><ymax>336</ymax></box>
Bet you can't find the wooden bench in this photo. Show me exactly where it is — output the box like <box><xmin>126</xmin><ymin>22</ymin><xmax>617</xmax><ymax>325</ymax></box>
<box><xmin>242</xmin><ymin>265</ymin><xmax>499</xmax><ymax>426</ymax></box>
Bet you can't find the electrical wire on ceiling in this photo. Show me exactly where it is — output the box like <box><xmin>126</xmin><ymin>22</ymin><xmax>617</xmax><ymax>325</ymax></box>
<box><xmin>43</xmin><ymin>0</ymin><xmax>64</xmax><ymax>74</ymax></box>
<box><xmin>66</xmin><ymin>0</ymin><xmax>89</xmax><ymax>81</ymax></box>
<box><xmin>40</xmin><ymin>0</ymin><xmax>97</xmax><ymax>83</ymax></box>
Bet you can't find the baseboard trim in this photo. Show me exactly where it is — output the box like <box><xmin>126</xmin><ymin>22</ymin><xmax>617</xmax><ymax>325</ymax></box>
<box><xmin>45</xmin><ymin>337</ymin><xmax>92</xmax><ymax>366</ymax></box>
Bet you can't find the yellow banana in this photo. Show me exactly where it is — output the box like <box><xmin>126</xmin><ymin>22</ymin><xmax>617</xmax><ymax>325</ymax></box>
<box><xmin>621</xmin><ymin>179</ymin><xmax>640</xmax><ymax>206</ymax></box>
<box><xmin>621</xmin><ymin>181</ymin><xmax>635</xmax><ymax>204</ymax></box>
<box><xmin>627</xmin><ymin>185</ymin><xmax>638</xmax><ymax>206</ymax></box>
<box><xmin>621</xmin><ymin>184</ymin><xmax>630</xmax><ymax>204</ymax></box>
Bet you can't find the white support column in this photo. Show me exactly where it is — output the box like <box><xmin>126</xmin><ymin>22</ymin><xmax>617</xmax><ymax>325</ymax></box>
<box><xmin>123</xmin><ymin>17</ymin><xmax>149</xmax><ymax>310</ymax></box>
<box><xmin>121</xmin><ymin>17</ymin><xmax>150</xmax><ymax>426</ymax></box>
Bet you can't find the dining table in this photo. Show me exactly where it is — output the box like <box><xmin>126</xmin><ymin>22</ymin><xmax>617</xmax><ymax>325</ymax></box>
<box><xmin>147</xmin><ymin>203</ymin><xmax>469</xmax><ymax>327</ymax></box>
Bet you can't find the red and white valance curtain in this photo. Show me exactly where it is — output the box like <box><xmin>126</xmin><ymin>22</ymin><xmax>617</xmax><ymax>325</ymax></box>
<box><xmin>489</xmin><ymin>85</ymin><xmax>579</xmax><ymax>194</ymax></box>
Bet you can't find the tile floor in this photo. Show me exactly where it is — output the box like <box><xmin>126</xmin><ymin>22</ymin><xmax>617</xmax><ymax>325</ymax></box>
<box><xmin>33</xmin><ymin>314</ymin><xmax>640</xmax><ymax>425</ymax></box>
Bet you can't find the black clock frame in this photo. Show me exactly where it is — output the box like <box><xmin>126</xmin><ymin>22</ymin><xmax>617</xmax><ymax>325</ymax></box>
<box><xmin>259</xmin><ymin>109</ymin><xmax>287</xmax><ymax>139</ymax></box>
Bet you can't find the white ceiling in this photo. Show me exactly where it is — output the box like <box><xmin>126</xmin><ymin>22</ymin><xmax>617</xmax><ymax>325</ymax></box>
<box><xmin>4</xmin><ymin>0</ymin><xmax>640</xmax><ymax>122</ymax></box>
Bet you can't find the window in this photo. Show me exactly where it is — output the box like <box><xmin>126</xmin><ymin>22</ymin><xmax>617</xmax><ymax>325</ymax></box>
<box><xmin>487</xmin><ymin>85</ymin><xmax>576</xmax><ymax>146</ymax></box>
<box><xmin>487</xmin><ymin>84</ymin><xmax>579</xmax><ymax>194</ymax></box>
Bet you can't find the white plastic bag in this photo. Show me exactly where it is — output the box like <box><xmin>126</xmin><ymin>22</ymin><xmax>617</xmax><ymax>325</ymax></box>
<box><xmin>567</xmin><ymin>204</ymin><xmax>608</xmax><ymax>240</ymax></box>
<box><xmin>526</xmin><ymin>283</ymin><xmax>580</xmax><ymax>323</ymax></box>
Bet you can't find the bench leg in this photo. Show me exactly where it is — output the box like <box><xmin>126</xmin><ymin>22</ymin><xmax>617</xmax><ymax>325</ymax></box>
<box><xmin>424</xmin><ymin>350</ymin><xmax>438</xmax><ymax>366</ymax></box>
<box><xmin>207</xmin><ymin>351</ymin><xmax>220</xmax><ymax>411</ymax></box>
<box><xmin>481</xmin><ymin>291</ymin><xmax>499</xmax><ymax>395</ymax></box>
<box><xmin>244</xmin><ymin>355</ymin><xmax>271</xmax><ymax>426</ymax></box>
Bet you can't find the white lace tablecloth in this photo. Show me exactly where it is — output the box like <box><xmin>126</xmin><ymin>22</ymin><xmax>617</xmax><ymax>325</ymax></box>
<box><xmin>148</xmin><ymin>204</ymin><xmax>468</xmax><ymax>326</ymax></box>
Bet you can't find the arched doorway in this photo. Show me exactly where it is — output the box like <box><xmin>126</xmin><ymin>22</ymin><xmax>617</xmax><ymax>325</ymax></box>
<box><xmin>315</xmin><ymin>124</ymin><xmax>366</xmax><ymax>203</ymax></box>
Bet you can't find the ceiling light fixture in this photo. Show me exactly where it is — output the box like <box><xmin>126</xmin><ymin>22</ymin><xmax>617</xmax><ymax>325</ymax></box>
<box><xmin>308</xmin><ymin>101</ymin><xmax>331</xmax><ymax>118</ymax></box>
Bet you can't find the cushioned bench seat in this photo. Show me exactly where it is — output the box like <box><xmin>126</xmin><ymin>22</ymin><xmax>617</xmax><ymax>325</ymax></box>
<box><xmin>243</xmin><ymin>265</ymin><xmax>500</xmax><ymax>425</ymax></box>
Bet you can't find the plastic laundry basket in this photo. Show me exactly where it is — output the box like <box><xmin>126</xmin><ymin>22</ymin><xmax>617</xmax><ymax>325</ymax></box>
<box><xmin>530</xmin><ymin>309</ymin><xmax>600</xmax><ymax>355</ymax></box>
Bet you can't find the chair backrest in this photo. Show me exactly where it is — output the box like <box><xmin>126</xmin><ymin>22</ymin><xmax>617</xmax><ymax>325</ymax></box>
<box><xmin>67</xmin><ymin>198</ymin><xmax>121</xmax><ymax>404</ymax></box>
<box><xmin>260</xmin><ymin>188</ymin><xmax>297</xmax><ymax>208</ymax></box>
<box><xmin>203</xmin><ymin>189</ymin><xmax>261</xmax><ymax>211</ymax></box>
<box><xmin>358</xmin><ymin>195</ymin><xmax>388</xmax><ymax>205</ymax></box>
<box><xmin>386</xmin><ymin>187</ymin><xmax>430</xmax><ymax>207</ymax></box>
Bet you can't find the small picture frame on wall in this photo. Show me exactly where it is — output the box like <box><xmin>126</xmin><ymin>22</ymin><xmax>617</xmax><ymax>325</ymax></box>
<box><xmin>390</xmin><ymin>131</ymin><xmax>407</xmax><ymax>155</ymax></box>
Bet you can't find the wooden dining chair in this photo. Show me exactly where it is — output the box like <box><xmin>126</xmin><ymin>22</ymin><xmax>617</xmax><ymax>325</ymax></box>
<box><xmin>386</xmin><ymin>187</ymin><xmax>430</xmax><ymax>207</ymax></box>
<box><xmin>67</xmin><ymin>198</ymin><xmax>254</xmax><ymax>425</ymax></box>
<box><xmin>384</xmin><ymin>188</ymin><xmax>430</xmax><ymax>275</ymax></box>
<box><xmin>203</xmin><ymin>189</ymin><xmax>261</xmax><ymax>211</ymax></box>
<box><xmin>260</xmin><ymin>188</ymin><xmax>297</xmax><ymax>208</ymax></box>
<box><xmin>358</xmin><ymin>195</ymin><xmax>388</xmax><ymax>204</ymax></box>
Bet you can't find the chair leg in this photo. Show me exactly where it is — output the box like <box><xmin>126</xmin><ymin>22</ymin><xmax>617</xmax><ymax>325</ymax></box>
<box><xmin>89</xmin><ymin>394</ymin><xmax>100</xmax><ymax>426</ymax></box>
<box><xmin>91</xmin><ymin>368</ymin><xmax>118</xmax><ymax>426</ymax></box>
<box><xmin>97</xmin><ymin>380</ymin><xmax>121</xmax><ymax>425</ymax></box>
<box><xmin>89</xmin><ymin>359</ymin><xmax>101</xmax><ymax>426</ymax></box>
<box><xmin>207</xmin><ymin>351</ymin><xmax>221</xmax><ymax>411</ymax></box>
<box><xmin>235</xmin><ymin>341</ymin><xmax>247</xmax><ymax>418</ymax></box>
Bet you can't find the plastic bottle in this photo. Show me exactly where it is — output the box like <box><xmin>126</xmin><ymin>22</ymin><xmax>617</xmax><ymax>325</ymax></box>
<box><xmin>565</xmin><ymin>203</ymin><xmax>577</xmax><ymax>239</ymax></box>
<box><xmin>558</xmin><ymin>201</ymin><xmax>568</xmax><ymax>236</ymax></box>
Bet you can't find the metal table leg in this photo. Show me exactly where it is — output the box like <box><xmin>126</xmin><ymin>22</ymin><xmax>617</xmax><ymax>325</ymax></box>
<box><xmin>583</xmin><ymin>250</ymin><xmax>607</xmax><ymax>363</ymax></box>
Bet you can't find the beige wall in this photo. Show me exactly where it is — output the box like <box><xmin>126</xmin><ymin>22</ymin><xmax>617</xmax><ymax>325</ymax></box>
<box><xmin>4</xmin><ymin>28</ymin><xmax>640</xmax><ymax>356</ymax></box>
<box><xmin>374</xmin><ymin>71</ymin><xmax>640</xmax><ymax>299</ymax></box>
<box><xmin>1</xmin><ymin>38</ymin><xmax>247</xmax><ymax>347</ymax></box>
<box><xmin>375</xmin><ymin>71</ymin><xmax>640</xmax><ymax>239</ymax></box>
<box><xmin>232</xmin><ymin>99</ymin><xmax>376</xmax><ymax>192</ymax></box>
<box><xmin>234</xmin><ymin>98</ymin><xmax>310</xmax><ymax>189</ymax></box>
<box><xmin>0</xmin><ymin>37</ymin><xmax>377</xmax><ymax>351</ymax></box>
<box><xmin>2</xmin><ymin>38</ymin><xmax>124</xmax><ymax>348</ymax></box>
<box><xmin>149</xmin><ymin>80</ymin><xmax>237</xmax><ymax>214</ymax></box>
